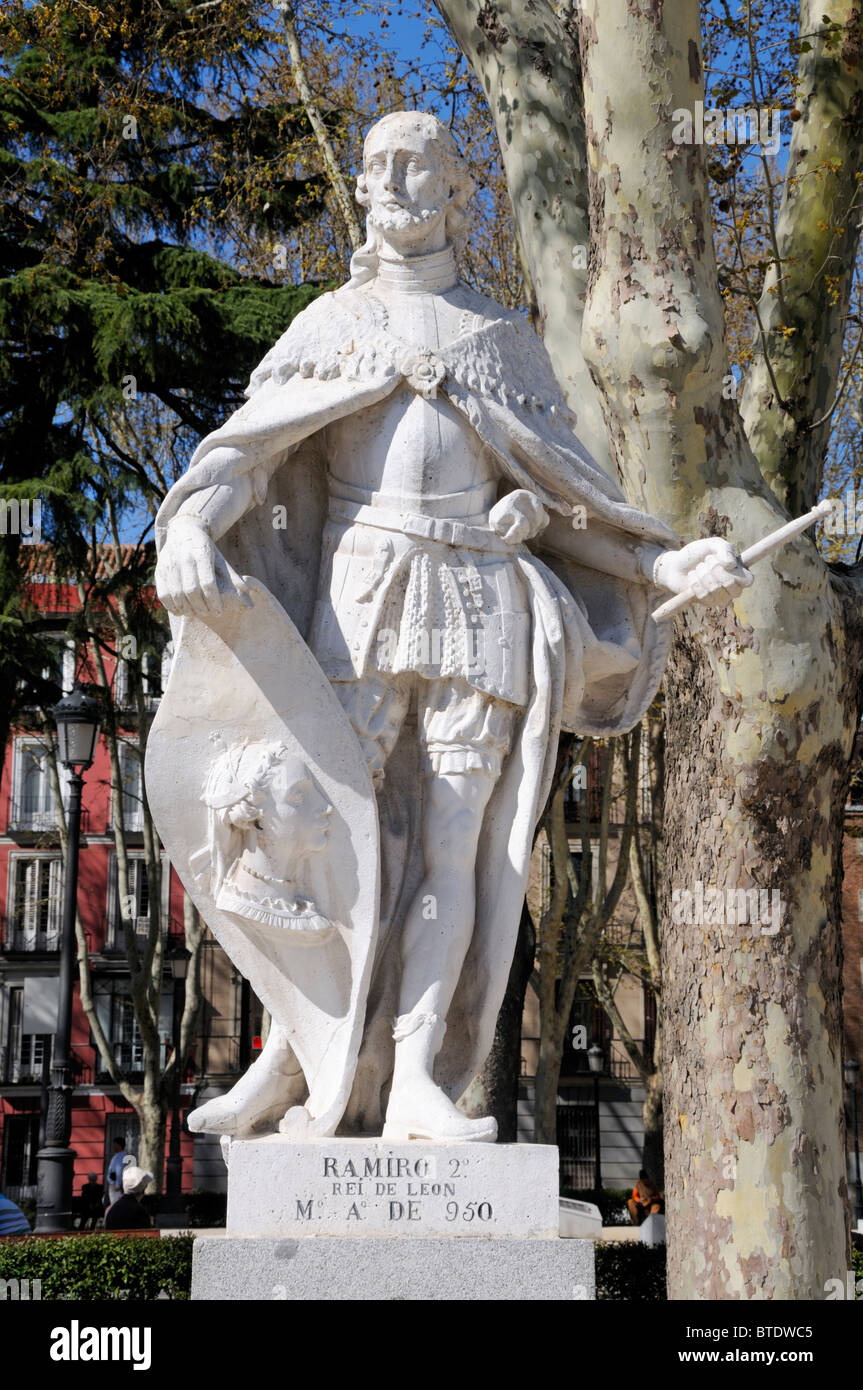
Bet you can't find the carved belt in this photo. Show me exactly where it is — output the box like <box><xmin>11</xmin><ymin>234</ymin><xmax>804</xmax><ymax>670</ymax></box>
<box><xmin>327</xmin><ymin>499</ymin><xmax>514</xmax><ymax>553</ymax></box>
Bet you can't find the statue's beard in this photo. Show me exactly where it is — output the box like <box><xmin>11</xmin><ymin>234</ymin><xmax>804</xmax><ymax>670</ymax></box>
<box><xmin>369</xmin><ymin>204</ymin><xmax>446</xmax><ymax>237</ymax></box>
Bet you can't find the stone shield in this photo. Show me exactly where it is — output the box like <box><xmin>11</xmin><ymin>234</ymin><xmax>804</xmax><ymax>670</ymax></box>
<box><xmin>145</xmin><ymin>576</ymin><xmax>380</xmax><ymax>1138</ymax></box>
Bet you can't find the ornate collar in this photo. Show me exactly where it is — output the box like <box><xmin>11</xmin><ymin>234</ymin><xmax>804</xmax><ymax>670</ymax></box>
<box><xmin>375</xmin><ymin>244</ymin><xmax>459</xmax><ymax>294</ymax></box>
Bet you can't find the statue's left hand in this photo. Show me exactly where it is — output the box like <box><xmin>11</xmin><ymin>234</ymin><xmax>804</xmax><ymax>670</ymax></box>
<box><xmin>654</xmin><ymin>538</ymin><xmax>754</xmax><ymax>608</ymax></box>
<box><xmin>489</xmin><ymin>490</ymin><xmax>549</xmax><ymax>544</ymax></box>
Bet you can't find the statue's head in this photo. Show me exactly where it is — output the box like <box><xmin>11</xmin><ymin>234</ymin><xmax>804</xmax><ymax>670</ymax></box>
<box><xmin>202</xmin><ymin>740</ymin><xmax>332</xmax><ymax>888</ymax></box>
<box><xmin>346</xmin><ymin>111</ymin><xmax>475</xmax><ymax>287</ymax></box>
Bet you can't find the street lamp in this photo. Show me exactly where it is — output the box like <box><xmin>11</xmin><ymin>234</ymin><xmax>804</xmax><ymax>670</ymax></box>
<box><xmin>588</xmin><ymin>1043</ymin><xmax>604</xmax><ymax>1195</ymax></box>
<box><xmin>844</xmin><ymin>1057</ymin><xmax>863</xmax><ymax>1230</ymax></box>
<box><xmin>35</xmin><ymin>685</ymin><xmax>101</xmax><ymax>1232</ymax></box>
<box><xmin>163</xmin><ymin>939</ymin><xmax>191</xmax><ymax>1219</ymax></box>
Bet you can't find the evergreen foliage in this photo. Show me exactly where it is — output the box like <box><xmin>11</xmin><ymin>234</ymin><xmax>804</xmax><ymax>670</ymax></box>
<box><xmin>0</xmin><ymin>0</ymin><xmax>327</xmax><ymax>749</ymax></box>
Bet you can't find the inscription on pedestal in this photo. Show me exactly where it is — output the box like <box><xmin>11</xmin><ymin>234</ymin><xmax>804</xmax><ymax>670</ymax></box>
<box><xmin>226</xmin><ymin>1139</ymin><xmax>560</xmax><ymax>1238</ymax></box>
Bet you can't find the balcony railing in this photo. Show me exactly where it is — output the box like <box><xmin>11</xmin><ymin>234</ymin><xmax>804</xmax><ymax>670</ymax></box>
<box><xmin>7</xmin><ymin>798</ymin><xmax>90</xmax><ymax>833</ymax></box>
<box><xmin>1</xmin><ymin>925</ymin><xmax>61</xmax><ymax>952</ymax></box>
<box><xmin>0</xmin><ymin>1038</ymin><xmax>53</xmax><ymax>1085</ymax></box>
<box><xmin>565</xmin><ymin>1038</ymin><xmax>648</xmax><ymax>1083</ymax></box>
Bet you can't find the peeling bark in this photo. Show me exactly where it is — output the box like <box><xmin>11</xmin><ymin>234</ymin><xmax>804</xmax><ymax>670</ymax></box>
<box><xmin>440</xmin><ymin>0</ymin><xmax>861</xmax><ymax>1297</ymax></box>
<box><xmin>739</xmin><ymin>1</ymin><xmax>863</xmax><ymax>514</ymax></box>
<box><xmin>433</xmin><ymin>0</ymin><xmax>610</xmax><ymax>467</ymax></box>
<box><xmin>576</xmin><ymin>0</ymin><xmax>856</xmax><ymax>1298</ymax></box>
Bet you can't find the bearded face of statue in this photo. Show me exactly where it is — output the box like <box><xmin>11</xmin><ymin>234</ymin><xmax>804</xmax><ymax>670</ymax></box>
<box><xmin>362</xmin><ymin>119</ymin><xmax>453</xmax><ymax>255</ymax></box>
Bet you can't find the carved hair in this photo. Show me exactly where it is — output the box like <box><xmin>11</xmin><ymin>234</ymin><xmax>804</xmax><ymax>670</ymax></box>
<box><xmin>201</xmin><ymin>740</ymin><xmax>292</xmax><ymax>892</ymax></box>
<box><xmin>343</xmin><ymin>111</ymin><xmax>475</xmax><ymax>291</ymax></box>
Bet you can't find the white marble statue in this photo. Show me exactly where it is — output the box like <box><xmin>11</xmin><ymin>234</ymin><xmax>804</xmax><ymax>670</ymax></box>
<box><xmin>148</xmin><ymin>110</ymin><xmax>751</xmax><ymax>1145</ymax></box>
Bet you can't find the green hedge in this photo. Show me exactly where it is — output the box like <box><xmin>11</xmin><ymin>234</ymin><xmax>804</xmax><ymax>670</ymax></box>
<box><xmin>595</xmin><ymin>1241</ymin><xmax>667</xmax><ymax>1300</ymax></box>
<box><xmin>596</xmin><ymin>1242</ymin><xmax>861</xmax><ymax>1300</ymax></box>
<box><xmin>1</xmin><ymin>1230</ymin><xmax>852</xmax><ymax>1302</ymax></box>
<box><xmin>0</xmin><ymin>1235</ymin><xmax>194</xmax><ymax>1300</ymax></box>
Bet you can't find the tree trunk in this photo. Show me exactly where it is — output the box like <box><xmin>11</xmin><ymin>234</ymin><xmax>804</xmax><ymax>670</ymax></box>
<box><xmin>432</xmin><ymin>0</ymin><xmax>610</xmax><ymax>468</ymax></box>
<box><xmin>739</xmin><ymin>1</ymin><xmax>863</xmax><ymax>513</ymax></box>
<box><xmin>576</xmin><ymin>0</ymin><xmax>858</xmax><ymax>1299</ymax></box>
<box><xmin>135</xmin><ymin>1092</ymin><xmax>165</xmax><ymax>1191</ymax></box>
<box><xmin>642</xmin><ymin>1054</ymin><xmax>664</xmax><ymax>1189</ymax></box>
<box><xmin>439</xmin><ymin>0</ymin><xmax>863</xmax><ymax>1294</ymax></box>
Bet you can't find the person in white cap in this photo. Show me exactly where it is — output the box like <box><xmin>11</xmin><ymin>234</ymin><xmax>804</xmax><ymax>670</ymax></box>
<box><xmin>104</xmin><ymin>1165</ymin><xmax>153</xmax><ymax>1231</ymax></box>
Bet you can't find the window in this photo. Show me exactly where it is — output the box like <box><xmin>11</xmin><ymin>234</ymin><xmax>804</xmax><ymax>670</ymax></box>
<box><xmin>560</xmin><ymin>981</ymin><xmax>610</xmax><ymax>1079</ymax></box>
<box><xmin>104</xmin><ymin>1113</ymin><xmax>141</xmax><ymax>1166</ymax></box>
<box><xmin>106</xmin><ymin>851</ymin><xmax>169</xmax><ymax>949</ymax></box>
<box><xmin>114</xmin><ymin>743</ymin><xmax>144</xmax><ymax>831</ymax></box>
<box><xmin>2</xmin><ymin>986</ymin><xmax>52</xmax><ymax>1083</ymax></box>
<box><xmin>92</xmin><ymin>978</ymin><xmax>172</xmax><ymax>1078</ymax></box>
<box><xmin>114</xmin><ymin>641</ymin><xmax>172</xmax><ymax>708</ymax></box>
<box><xmin>10</xmin><ymin>739</ymin><xmax>56</xmax><ymax>830</ymax></box>
<box><xmin>113</xmin><ymin>995</ymin><xmax>145</xmax><ymax>1072</ymax></box>
<box><xmin>6</xmin><ymin>855</ymin><xmax>62</xmax><ymax>949</ymax></box>
<box><xmin>41</xmin><ymin>633</ymin><xmax>75</xmax><ymax>695</ymax></box>
<box><xmin>1</xmin><ymin>1112</ymin><xmax>40</xmax><ymax>1196</ymax></box>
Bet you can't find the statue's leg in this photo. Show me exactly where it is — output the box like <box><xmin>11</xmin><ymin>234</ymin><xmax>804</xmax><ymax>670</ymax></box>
<box><xmin>382</xmin><ymin>679</ymin><xmax>516</xmax><ymax>1143</ymax></box>
<box><xmin>187</xmin><ymin>1023</ymin><xmax>304</xmax><ymax>1138</ymax></box>
<box><xmin>323</xmin><ymin>672</ymin><xmax>413</xmax><ymax>1133</ymax></box>
<box><xmin>330</xmin><ymin>671</ymin><xmax>411</xmax><ymax>793</ymax></box>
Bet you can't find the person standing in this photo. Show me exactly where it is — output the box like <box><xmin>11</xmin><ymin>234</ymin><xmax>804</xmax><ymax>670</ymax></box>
<box><xmin>105</xmin><ymin>1135</ymin><xmax>131</xmax><ymax>1207</ymax></box>
<box><xmin>79</xmin><ymin>1172</ymin><xmax>103</xmax><ymax>1229</ymax></box>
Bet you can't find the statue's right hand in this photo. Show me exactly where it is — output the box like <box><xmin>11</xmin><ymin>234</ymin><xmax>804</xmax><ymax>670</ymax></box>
<box><xmin>155</xmin><ymin>514</ymin><xmax>250</xmax><ymax>618</ymax></box>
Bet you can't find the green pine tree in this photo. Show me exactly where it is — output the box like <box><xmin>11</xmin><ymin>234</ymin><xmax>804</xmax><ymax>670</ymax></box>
<box><xmin>0</xmin><ymin>0</ymin><xmax>327</xmax><ymax>754</ymax></box>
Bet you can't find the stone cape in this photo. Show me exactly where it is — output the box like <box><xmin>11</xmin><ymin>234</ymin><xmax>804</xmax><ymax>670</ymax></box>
<box><xmin>156</xmin><ymin>284</ymin><xmax>678</xmax><ymax>738</ymax></box>
<box><xmin>154</xmin><ymin>283</ymin><xmax>679</xmax><ymax>1115</ymax></box>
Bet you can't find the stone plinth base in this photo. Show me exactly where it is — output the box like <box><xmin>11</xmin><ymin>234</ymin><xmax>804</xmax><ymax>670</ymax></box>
<box><xmin>225</xmin><ymin>1137</ymin><xmax>559</xmax><ymax>1238</ymax></box>
<box><xmin>191</xmin><ymin>1235</ymin><xmax>595</xmax><ymax>1301</ymax></box>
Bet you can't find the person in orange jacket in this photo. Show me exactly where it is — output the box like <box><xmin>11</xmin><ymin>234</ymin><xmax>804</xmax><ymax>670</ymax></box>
<box><xmin>627</xmin><ymin>1169</ymin><xmax>664</xmax><ymax>1225</ymax></box>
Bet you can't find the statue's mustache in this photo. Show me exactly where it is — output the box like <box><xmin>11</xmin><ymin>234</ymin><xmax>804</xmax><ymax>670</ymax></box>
<box><xmin>369</xmin><ymin>203</ymin><xmax>443</xmax><ymax>229</ymax></box>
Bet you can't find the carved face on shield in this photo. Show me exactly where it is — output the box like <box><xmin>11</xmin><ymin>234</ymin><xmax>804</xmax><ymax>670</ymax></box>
<box><xmin>201</xmin><ymin>740</ymin><xmax>335</xmax><ymax>943</ymax></box>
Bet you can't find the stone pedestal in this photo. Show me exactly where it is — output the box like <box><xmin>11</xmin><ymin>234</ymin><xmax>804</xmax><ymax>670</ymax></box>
<box><xmin>191</xmin><ymin>1139</ymin><xmax>595</xmax><ymax>1301</ymax></box>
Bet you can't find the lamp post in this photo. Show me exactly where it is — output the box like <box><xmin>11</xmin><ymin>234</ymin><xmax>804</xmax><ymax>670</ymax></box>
<box><xmin>845</xmin><ymin>1057</ymin><xmax>863</xmax><ymax>1230</ymax></box>
<box><xmin>588</xmin><ymin>1043</ymin><xmax>604</xmax><ymax>1195</ymax></box>
<box><xmin>163</xmin><ymin>939</ymin><xmax>191</xmax><ymax>1220</ymax></box>
<box><xmin>35</xmin><ymin>686</ymin><xmax>101</xmax><ymax>1232</ymax></box>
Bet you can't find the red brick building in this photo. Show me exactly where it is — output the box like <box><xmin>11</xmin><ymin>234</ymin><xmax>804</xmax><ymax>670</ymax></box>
<box><xmin>0</xmin><ymin>547</ymin><xmax>246</xmax><ymax>1211</ymax></box>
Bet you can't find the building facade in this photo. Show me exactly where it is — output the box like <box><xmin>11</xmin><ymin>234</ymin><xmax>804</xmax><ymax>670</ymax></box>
<box><xmin>0</xmin><ymin>547</ymin><xmax>254</xmax><ymax>1210</ymax></box>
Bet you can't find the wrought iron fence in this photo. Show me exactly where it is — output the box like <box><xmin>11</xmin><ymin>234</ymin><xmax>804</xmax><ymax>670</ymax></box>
<box><xmin>0</xmin><ymin>1037</ymin><xmax>52</xmax><ymax>1085</ymax></box>
<box><xmin>565</xmin><ymin>1038</ymin><xmax>646</xmax><ymax>1083</ymax></box>
<box><xmin>0</xmin><ymin>924</ymin><xmax>61</xmax><ymax>952</ymax></box>
<box><xmin>7</xmin><ymin>797</ymin><xmax>90</xmax><ymax>833</ymax></box>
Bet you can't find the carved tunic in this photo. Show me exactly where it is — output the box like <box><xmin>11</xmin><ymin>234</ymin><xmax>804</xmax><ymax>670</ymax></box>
<box><xmin>307</xmin><ymin>252</ymin><xmax>532</xmax><ymax>706</ymax></box>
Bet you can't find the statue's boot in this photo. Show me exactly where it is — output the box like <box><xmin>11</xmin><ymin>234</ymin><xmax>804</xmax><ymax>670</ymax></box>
<box><xmin>187</xmin><ymin>1024</ymin><xmax>303</xmax><ymax>1138</ymax></box>
<box><xmin>381</xmin><ymin>1011</ymin><xmax>497</xmax><ymax>1143</ymax></box>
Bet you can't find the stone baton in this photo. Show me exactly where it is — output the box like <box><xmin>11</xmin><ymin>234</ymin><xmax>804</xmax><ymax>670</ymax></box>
<box><xmin>651</xmin><ymin>498</ymin><xmax>835</xmax><ymax>623</ymax></box>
